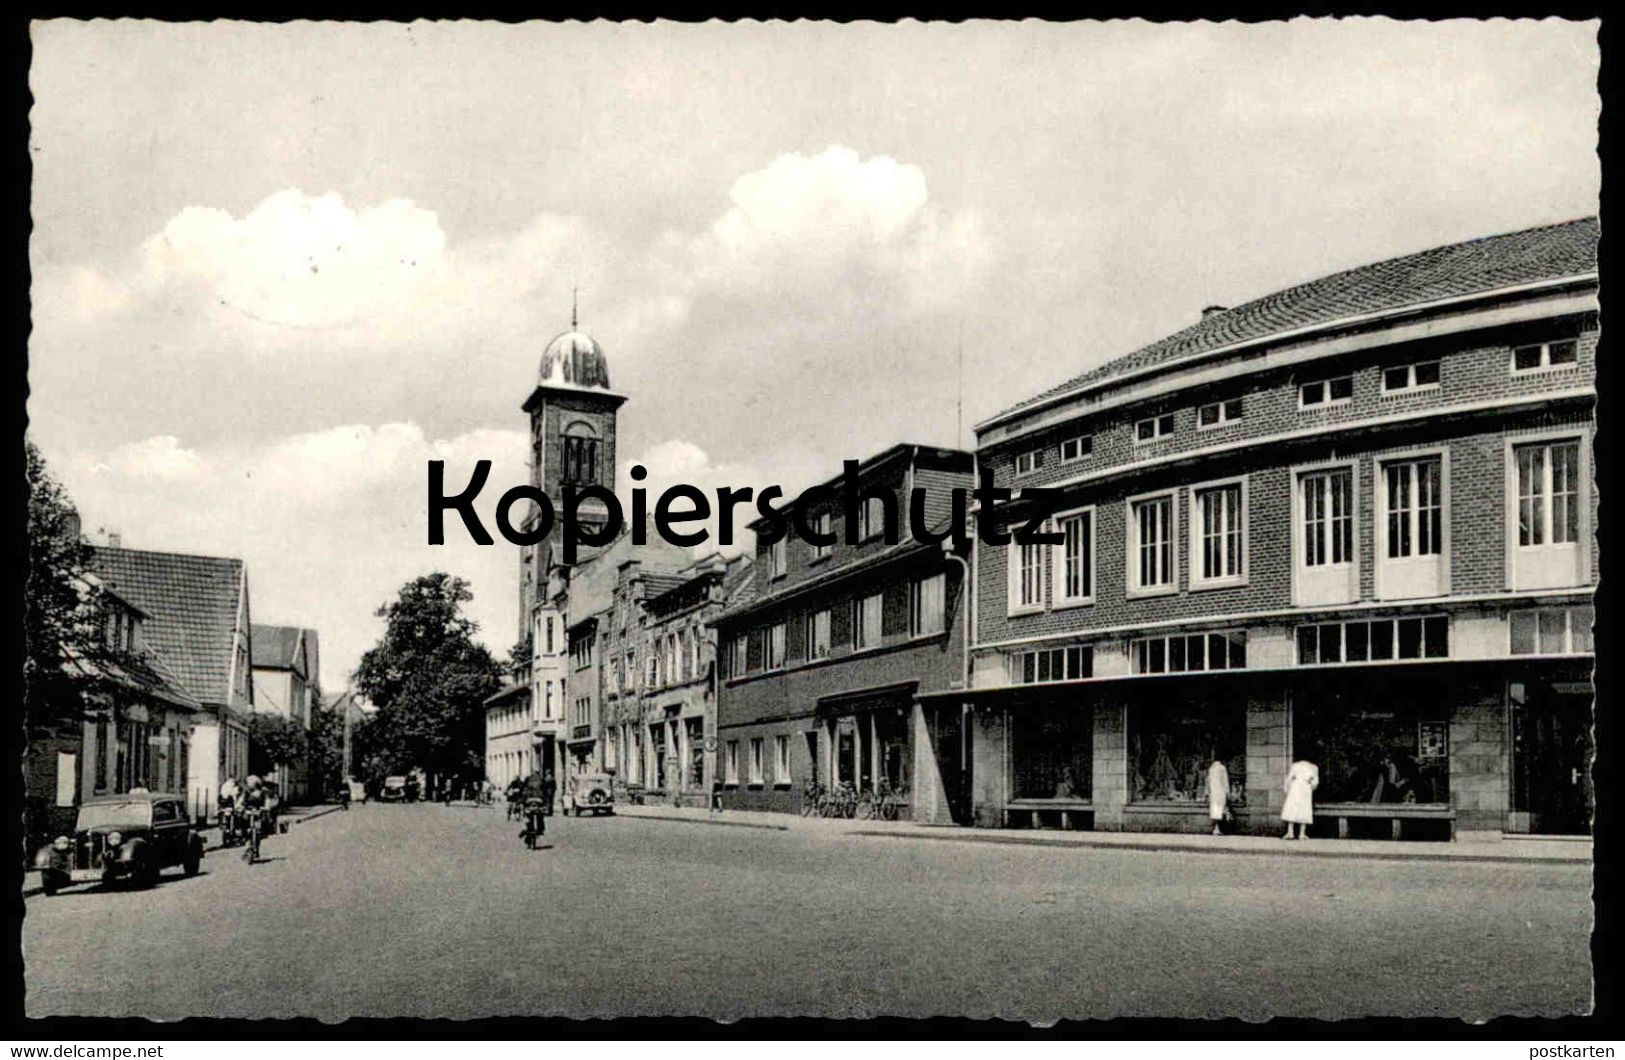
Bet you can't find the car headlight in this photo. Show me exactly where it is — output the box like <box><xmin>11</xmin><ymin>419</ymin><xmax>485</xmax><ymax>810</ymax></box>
<box><xmin>52</xmin><ymin>836</ymin><xmax>71</xmax><ymax>851</ymax></box>
<box><xmin>106</xmin><ymin>831</ymin><xmax>122</xmax><ymax>847</ymax></box>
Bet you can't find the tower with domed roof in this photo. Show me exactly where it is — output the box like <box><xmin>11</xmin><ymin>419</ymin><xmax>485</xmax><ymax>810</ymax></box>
<box><xmin>516</xmin><ymin>311</ymin><xmax>628</xmax><ymax>632</ymax></box>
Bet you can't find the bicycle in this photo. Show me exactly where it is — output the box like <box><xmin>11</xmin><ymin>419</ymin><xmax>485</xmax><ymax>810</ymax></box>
<box><xmin>800</xmin><ymin>780</ymin><xmax>824</xmax><ymax>817</ymax></box>
<box><xmin>241</xmin><ymin>808</ymin><xmax>263</xmax><ymax>864</ymax></box>
<box><xmin>520</xmin><ymin>798</ymin><xmax>547</xmax><ymax>850</ymax></box>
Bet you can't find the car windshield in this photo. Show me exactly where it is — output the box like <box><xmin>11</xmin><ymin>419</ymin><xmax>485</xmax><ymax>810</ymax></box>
<box><xmin>77</xmin><ymin>801</ymin><xmax>152</xmax><ymax>830</ymax></box>
<box><xmin>384</xmin><ymin>777</ymin><xmax>405</xmax><ymax>787</ymax></box>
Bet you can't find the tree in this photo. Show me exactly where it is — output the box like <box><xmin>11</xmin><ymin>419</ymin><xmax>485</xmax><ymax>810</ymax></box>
<box><xmin>352</xmin><ymin>573</ymin><xmax>502</xmax><ymax>787</ymax></box>
<box><xmin>307</xmin><ymin>699</ymin><xmax>348</xmax><ymax>797</ymax></box>
<box><xmin>24</xmin><ymin>440</ymin><xmax>109</xmax><ymax>739</ymax></box>
<box><xmin>245</xmin><ymin>711</ymin><xmax>308</xmax><ymax>780</ymax></box>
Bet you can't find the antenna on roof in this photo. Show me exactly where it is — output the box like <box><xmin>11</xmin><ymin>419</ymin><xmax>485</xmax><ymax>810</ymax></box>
<box><xmin>572</xmin><ymin>286</ymin><xmax>578</xmax><ymax>331</ymax></box>
<box><xmin>956</xmin><ymin>319</ymin><xmax>965</xmax><ymax>450</ymax></box>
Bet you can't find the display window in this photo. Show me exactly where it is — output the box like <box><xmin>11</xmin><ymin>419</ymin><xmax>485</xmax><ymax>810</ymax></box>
<box><xmin>1127</xmin><ymin>687</ymin><xmax>1246</xmax><ymax>803</ymax></box>
<box><xmin>1012</xmin><ymin>703</ymin><xmax>1092</xmax><ymax>800</ymax></box>
<box><xmin>1291</xmin><ymin>678</ymin><xmax>1449</xmax><ymax>804</ymax></box>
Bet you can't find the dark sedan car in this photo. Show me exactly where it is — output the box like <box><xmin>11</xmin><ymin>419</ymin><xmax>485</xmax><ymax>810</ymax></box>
<box><xmin>34</xmin><ymin>791</ymin><xmax>205</xmax><ymax>895</ymax></box>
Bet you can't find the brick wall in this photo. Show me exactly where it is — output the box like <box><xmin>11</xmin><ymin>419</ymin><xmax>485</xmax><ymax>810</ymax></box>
<box><xmin>1450</xmin><ymin>675</ymin><xmax>1510</xmax><ymax>834</ymax></box>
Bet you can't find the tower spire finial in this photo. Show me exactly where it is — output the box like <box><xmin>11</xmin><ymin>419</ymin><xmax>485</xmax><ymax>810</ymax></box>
<box><xmin>571</xmin><ymin>286</ymin><xmax>578</xmax><ymax>331</ymax></box>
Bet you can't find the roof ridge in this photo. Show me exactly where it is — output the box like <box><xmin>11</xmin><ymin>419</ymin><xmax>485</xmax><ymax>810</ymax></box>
<box><xmin>95</xmin><ymin>544</ymin><xmax>245</xmax><ymax>567</ymax></box>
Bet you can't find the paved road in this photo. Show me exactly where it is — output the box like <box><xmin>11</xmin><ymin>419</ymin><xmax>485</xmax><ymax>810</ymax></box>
<box><xmin>22</xmin><ymin>802</ymin><xmax>1592</xmax><ymax>1021</ymax></box>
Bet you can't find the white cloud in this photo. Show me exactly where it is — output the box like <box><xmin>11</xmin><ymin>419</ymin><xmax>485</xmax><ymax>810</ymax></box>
<box><xmin>102</xmin><ymin>435</ymin><xmax>209</xmax><ymax>481</ymax></box>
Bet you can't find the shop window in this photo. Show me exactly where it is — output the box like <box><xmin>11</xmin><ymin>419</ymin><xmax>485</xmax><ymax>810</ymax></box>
<box><xmin>1295</xmin><ymin>616</ymin><xmax>1448</xmax><ymax>665</ymax></box>
<box><xmin>687</xmin><ymin>718</ymin><xmax>705</xmax><ymax>788</ymax></box>
<box><xmin>1509</xmin><ymin>606</ymin><xmax>1595</xmax><ymax>655</ymax></box>
<box><xmin>1293</xmin><ymin>682</ymin><xmax>1450</xmax><ymax>804</ymax></box>
<box><xmin>1009</xmin><ymin>645</ymin><xmax>1093</xmax><ymax>685</ymax></box>
<box><xmin>1012</xmin><ymin>704</ymin><xmax>1092</xmax><ymax>800</ymax></box>
<box><xmin>1128</xmin><ymin>690</ymin><xmax>1246</xmax><ymax>804</ymax></box>
<box><xmin>1131</xmin><ymin>631</ymin><xmax>1246</xmax><ymax>675</ymax></box>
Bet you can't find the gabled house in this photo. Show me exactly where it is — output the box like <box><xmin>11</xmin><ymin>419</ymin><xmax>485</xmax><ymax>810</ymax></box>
<box><xmin>251</xmin><ymin>624</ymin><xmax>322</xmax><ymax>800</ymax></box>
<box><xmin>91</xmin><ymin>546</ymin><xmax>255</xmax><ymax>822</ymax></box>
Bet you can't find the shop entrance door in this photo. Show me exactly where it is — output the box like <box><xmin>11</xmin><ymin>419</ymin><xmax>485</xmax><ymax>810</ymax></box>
<box><xmin>836</xmin><ymin>723</ymin><xmax>856</xmax><ymax>787</ymax></box>
<box><xmin>1512</xmin><ymin>679</ymin><xmax>1594</xmax><ymax>835</ymax></box>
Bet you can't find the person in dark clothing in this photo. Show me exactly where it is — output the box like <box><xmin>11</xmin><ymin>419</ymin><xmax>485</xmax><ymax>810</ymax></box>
<box><xmin>520</xmin><ymin>768</ymin><xmax>548</xmax><ymax>841</ymax></box>
<box><xmin>541</xmin><ymin>772</ymin><xmax>557</xmax><ymax>815</ymax></box>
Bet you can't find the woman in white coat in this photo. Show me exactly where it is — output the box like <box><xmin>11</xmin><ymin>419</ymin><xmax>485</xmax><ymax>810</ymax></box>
<box><xmin>1281</xmin><ymin>758</ymin><xmax>1319</xmax><ymax>839</ymax></box>
<box><xmin>1206</xmin><ymin>757</ymin><xmax>1229</xmax><ymax>836</ymax></box>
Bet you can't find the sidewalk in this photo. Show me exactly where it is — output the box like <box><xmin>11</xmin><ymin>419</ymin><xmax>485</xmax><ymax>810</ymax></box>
<box><xmin>616</xmin><ymin>803</ymin><xmax>1593</xmax><ymax>865</ymax></box>
<box><xmin>21</xmin><ymin>803</ymin><xmax>346</xmax><ymax>899</ymax></box>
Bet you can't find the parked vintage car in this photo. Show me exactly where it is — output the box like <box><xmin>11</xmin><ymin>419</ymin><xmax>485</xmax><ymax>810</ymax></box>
<box><xmin>565</xmin><ymin>772</ymin><xmax>616</xmax><ymax>817</ymax></box>
<box><xmin>34</xmin><ymin>791</ymin><xmax>204</xmax><ymax>895</ymax></box>
<box><xmin>380</xmin><ymin>775</ymin><xmax>408</xmax><ymax>802</ymax></box>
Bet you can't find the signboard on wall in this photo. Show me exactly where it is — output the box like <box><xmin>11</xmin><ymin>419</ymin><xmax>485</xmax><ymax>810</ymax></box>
<box><xmin>1418</xmin><ymin>721</ymin><xmax>1448</xmax><ymax>759</ymax></box>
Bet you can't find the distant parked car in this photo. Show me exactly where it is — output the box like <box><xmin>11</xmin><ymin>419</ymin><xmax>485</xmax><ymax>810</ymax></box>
<box><xmin>347</xmin><ymin>779</ymin><xmax>367</xmax><ymax>804</ymax></box>
<box><xmin>380</xmin><ymin>776</ymin><xmax>408</xmax><ymax>802</ymax></box>
<box><xmin>565</xmin><ymin>772</ymin><xmax>616</xmax><ymax>817</ymax></box>
<box><xmin>34</xmin><ymin>792</ymin><xmax>204</xmax><ymax>895</ymax></box>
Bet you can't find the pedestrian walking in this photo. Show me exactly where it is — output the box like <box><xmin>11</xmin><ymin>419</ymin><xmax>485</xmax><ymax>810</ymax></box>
<box><xmin>1281</xmin><ymin>757</ymin><xmax>1319</xmax><ymax>840</ymax></box>
<box><xmin>1206</xmin><ymin>755</ymin><xmax>1230</xmax><ymax>836</ymax></box>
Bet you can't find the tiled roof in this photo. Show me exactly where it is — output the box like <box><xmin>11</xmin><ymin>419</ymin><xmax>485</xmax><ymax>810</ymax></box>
<box><xmin>991</xmin><ymin>217</ymin><xmax>1600</xmax><ymax>427</ymax></box>
<box><xmin>90</xmin><ymin>546</ymin><xmax>246</xmax><ymax>707</ymax></box>
<box><xmin>640</xmin><ymin>572</ymin><xmax>688</xmax><ymax>598</ymax></box>
<box><xmin>251</xmin><ymin>625</ymin><xmax>302</xmax><ymax>670</ymax></box>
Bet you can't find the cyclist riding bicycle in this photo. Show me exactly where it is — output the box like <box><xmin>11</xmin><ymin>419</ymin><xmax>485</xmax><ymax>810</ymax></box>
<box><xmin>240</xmin><ymin>775</ymin><xmax>269</xmax><ymax>861</ymax></box>
<box><xmin>519</xmin><ymin>767</ymin><xmax>548</xmax><ymax>846</ymax></box>
<box><xmin>504</xmin><ymin>776</ymin><xmax>524</xmax><ymax>820</ymax></box>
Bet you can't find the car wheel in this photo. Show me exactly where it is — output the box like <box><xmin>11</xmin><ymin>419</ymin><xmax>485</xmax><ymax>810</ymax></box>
<box><xmin>139</xmin><ymin>855</ymin><xmax>161</xmax><ymax>888</ymax></box>
<box><xmin>183</xmin><ymin>845</ymin><xmax>202</xmax><ymax>876</ymax></box>
<box><xmin>41</xmin><ymin>872</ymin><xmax>62</xmax><ymax>897</ymax></box>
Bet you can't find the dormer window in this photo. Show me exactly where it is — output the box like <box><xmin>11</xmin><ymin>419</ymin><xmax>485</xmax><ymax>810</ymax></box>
<box><xmin>1134</xmin><ymin>413</ymin><xmax>1176</xmax><ymax>444</ymax></box>
<box><xmin>768</xmin><ymin>537</ymin><xmax>788</xmax><ymax>578</ymax></box>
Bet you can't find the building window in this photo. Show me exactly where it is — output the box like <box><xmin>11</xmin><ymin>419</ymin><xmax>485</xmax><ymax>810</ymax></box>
<box><xmin>1301</xmin><ymin>469</ymin><xmax>1353</xmax><ymax>568</ymax></box>
<box><xmin>1510</xmin><ymin>607</ymin><xmax>1595</xmax><ymax>655</ymax></box>
<box><xmin>1299</xmin><ymin>375</ymin><xmax>1354</xmax><ymax>409</ymax></box>
<box><xmin>852</xmin><ymin>593</ymin><xmax>883</xmax><ymax>651</ymax></box>
<box><xmin>543</xmin><ymin>681</ymin><xmax>554</xmax><ymax>719</ymax></box>
<box><xmin>1192</xmin><ymin>480</ymin><xmax>1245</xmax><ymax>587</ymax></box>
<box><xmin>1382</xmin><ymin>361</ymin><xmax>1441</xmax><ymax>394</ymax></box>
<box><xmin>1515</xmin><ymin>440</ymin><xmax>1581</xmax><ymax>548</ymax></box>
<box><xmin>1512</xmin><ymin>338</ymin><xmax>1579</xmax><ymax>373</ymax></box>
<box><xmin>805</xmin><ymin>609</ymin><xmax>831</xmax><ymax>661</ymax></box>
<box><xmin>728</xmin><ymin>636</ymin><xmax>748</xmax><ymax>678</ymax></box>
<box><xmin>570</xmin><ymin>633</ymin><xmax>592</xmax><ymax>670</ymax></box>
<box><xmin>1130</xmin><ymin>494</ymin><xmax>1176</xmax><ymax>593</ymax></box>
<box><xmin>544</xmin><ymin>616</ymin><xmax>555</xmax><ymax>654</ymax></box>
<box><xmin>1009</xmin><ymin>644</ymin><xmax>1092</xmax><ymax>685</ymax></box>
<box><xmin>774</xmin><ymin>734</ymin><xmax>791</xmax><ymax>784</ymax></box>
<box><xmin>692</xmin><ymin>632</ymin><xmax>704</xmax><ymax>678</ymax></box>
<box><xmin>766</xmin><ymin>623</ymin><xmax>786</xmax><ymax>669</ymax></box>
<box><xmin>724</xmin><ymin>741</ymin><xmax>739</xmax><ymax>785</ymax></box>
<box><xmin>1197</xmin><ymin>398</ymin><xmax>1244</xmax><ymax>430</ymax></box>
<box><xmin>1130</xmin><ymin>689</ymin><xmax>1246</xmax><ymax>804</ymax></box>
<box><xmin>1295</xmin><ymin>616</ymin><xmax>1449</xmax><ymax>665</ymax></box>
<box><xmin>769</xmin><ymin>537</ymin><xmax>788</xmax><ymax>578</ymax></box>
<box><xmin>857</xmin><ymin>497</ymin><xmax>888</xmax><ymax>542</ymax></box>
<box><xmin>1131</xmin><ymin>631</ymin><xmax>1247</xmax><ymax>674</ymax></box>
<box><xmin>1383</xmin><ymin>458</ymin><xmax>1442</xmax><ymax>559</ymax></box>
<box><xmin>812</xmin><ymin>513</ymin><xmax>835</xmax><ymax>560</ymax></box>
<box><xmin>748</xmin><ymin>738</ymin><xmax>764</xmax><ymax>785</ymax></box>
<box><xmin>910</xmin><ymin>573</ymin><xmax>946</xmax><ymax>636</ymax></box>
<box><xmin>1134</xmin><ymin>413</ymin><xmax>1176</xmax><ymax>444</ymax></box>
<box><xmin>1008</xmin><ymin>539</ymin><xmax>1045</xmax><ymax>612</ymax></box>
<box><xmin>1015</xmin><ymin>448</ymin><xmax>1046</xmax><ymax>476</ymax></box>
<box><xmin>1059</xmin><ymin>435</ymin><xmax>1093</xmax><ymax>463</ymax></box>
<box><xmin>1051</xmin><ymin>509</ymin><xmax>1094</xmax><ymax>606</ymax></box>
<box><xmin>561</xmin><ymin>428</ymin><xmax>601</xmax><ymax>486</ymax></box>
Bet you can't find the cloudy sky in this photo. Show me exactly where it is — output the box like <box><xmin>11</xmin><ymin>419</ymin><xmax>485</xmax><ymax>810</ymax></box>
<box><xmin>27</xmin><ymin>19</ymin><xmax>1599</xmax><ymax>690</ymax></box>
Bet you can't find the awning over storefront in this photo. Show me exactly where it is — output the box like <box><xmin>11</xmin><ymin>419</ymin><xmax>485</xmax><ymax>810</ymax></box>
<box><xmin>816</xmin><ymin>680</ymin><xmax>918</xmax><ymax>716</ymax></box>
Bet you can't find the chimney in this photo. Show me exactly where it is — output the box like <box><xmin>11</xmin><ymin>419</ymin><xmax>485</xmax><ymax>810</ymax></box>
<box><xmin>63</xmin><ymin>512</ymin><xmax>81</xmax><ymax>542</ymax></box>
<box><xmin>1201</xmin><ymin>305</ymin><xmax>1228</xmax><ymax>320</ymax></box>
<box><xmin>107</xmin><ymin>531</ymin><xmax>122</xmax><ymax>548</ymax></box>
